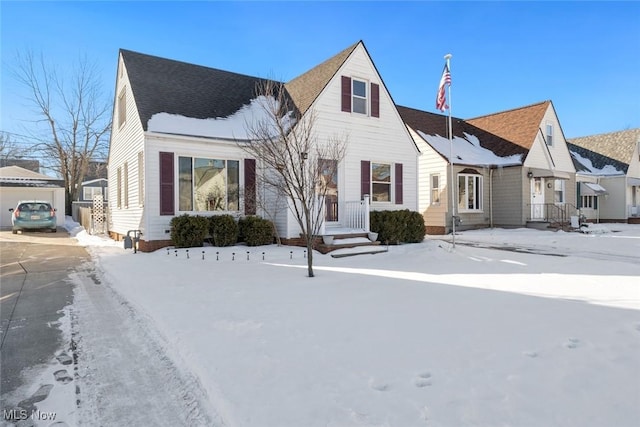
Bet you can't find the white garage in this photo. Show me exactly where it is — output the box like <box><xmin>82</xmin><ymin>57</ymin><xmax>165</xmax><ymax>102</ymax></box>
<box><xmin>0</xmin><ymin>166</ymin><xmax>66</xmax><ymax>228</ymax></box>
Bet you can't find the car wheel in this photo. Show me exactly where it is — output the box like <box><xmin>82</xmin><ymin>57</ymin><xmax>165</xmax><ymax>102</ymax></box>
<box><xmin>12</xmin><ymin>229</ymin><xmax>17</xmax><ymax>234</ymax></box>
<box><xmin>50</xmin><ymin>228</ymin><xmax>57</xmax><ymax>233</ymax></box>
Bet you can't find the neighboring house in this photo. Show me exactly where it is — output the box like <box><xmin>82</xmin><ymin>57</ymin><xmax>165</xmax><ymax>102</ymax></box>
<box><xmin>398</xmin><ymin>106</ymin><xmax>525</xmax><ymax>234</ymax></box>
<box><xmin>78</xmin><ymin>161</ymin><xmax>109</xmax><ymax>202</ymax></box>
<box><xmin>0</xmin><ymin>165</ymin><xmax>65</xmax><ymax>228</ymax></box>
<box><xmin>568</xmin><ymin>129</ymin><xmax>640</xmax><ymax>223</ymax></box>
<box><xmin>398</xmin><ymin>100</ymin><xmax>577</xmax><ymax>233</ymax></box>
<box><xmin>108</xmin><ymin>41</ymin><xmax>418</xmax><ymax>251</ymax></box>
<box><xmin>466</xmin><ymin>100</ymin><xmax>577</xmax><ymax>229</ymax></box>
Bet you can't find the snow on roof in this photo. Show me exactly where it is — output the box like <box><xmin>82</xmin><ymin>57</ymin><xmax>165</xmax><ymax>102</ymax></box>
<box><xmin>147</xmin><ymin>96</ymin><xmax>294</xmax><ymax>140</ymax></box>
<box><xmin>418</xmin><ymin>131</ymin><xmax>523</xmax><ymax>167</ymax></box>
<box><xmin>570</xmin><ymin>149</ymin><xmax>625</xmax><ymax>176</ymax></box>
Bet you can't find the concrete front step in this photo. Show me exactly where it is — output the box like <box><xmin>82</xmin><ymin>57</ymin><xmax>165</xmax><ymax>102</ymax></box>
<box><xmin>317</xmin><ymin>235</ymin><xmax>380</xmax><ymax>254</ymax></box>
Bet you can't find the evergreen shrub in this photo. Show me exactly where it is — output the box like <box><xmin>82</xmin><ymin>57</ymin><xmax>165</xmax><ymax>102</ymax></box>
<box><xmin>238</xmin><ymin>216</ymin><xmax>274</xmax><ymax>246</ymax></box>
<box><xmin>370</xmin><ymin>209</ymin><xmax>426</xmax><ymax>244</ymax></box>
<box><xmin>208</xmin><ymin>214</ymin><xmax>238</xmax><ymax>247</ymax></box>
<box><xmin>170</xmin><ymin>214</ymin><xmax>209</xmax><ymax>248</ymax></box>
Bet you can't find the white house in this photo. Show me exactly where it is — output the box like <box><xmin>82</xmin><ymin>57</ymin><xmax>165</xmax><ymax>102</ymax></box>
<box><xmin>107</xmin><ymin>41</ymin><xmax>418</xmax><ymax>251</ymax></box>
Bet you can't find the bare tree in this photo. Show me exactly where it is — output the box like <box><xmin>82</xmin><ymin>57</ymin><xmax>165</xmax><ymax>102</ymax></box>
<box><xmin>241</xmin><ymin>79</ymin><xmax>347</xmax><ymax>277</ymax></box>
<box><xmin>0</xmin><ymin>132</ymin><xmax>29</xmax><ymax>162</ymax></box>
<box><xmin>11</xmin><ymin>50</ymin><xmax>112</xmax><ymax>214</ymax></box>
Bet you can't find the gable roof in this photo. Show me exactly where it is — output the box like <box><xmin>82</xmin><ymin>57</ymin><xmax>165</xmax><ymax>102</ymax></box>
<box><xmin>397</xmin><ymin>105</ymin><xmax>528</xmax><ymax>161</ymax></box>
<box><xmin>466</xmin><ymin>100</ymin><xmax>551</xmax><ymax>150</ymax></box>
<box><xmin>120</xmin><ymin>49</ymin><xmax>271</xmax><ymax>131</ymax></box>
<box><xmin>567</xmin><ymin>142</ymin><xmax>628</xmax><ymax>175</ymax></box>
<box><xmin>285</xmin><ymin>42</ymin><xmax>359</xmax><ymax>115</ymax></box>
<box><xmin>568</xmin><ymin>128</ymin><xmax>640</xmax><ymax>166</ymax></box>
<box><xmin>0</xmin><ymin>165</ymin><xmax>57</xmax><ymax>180</ymax></box>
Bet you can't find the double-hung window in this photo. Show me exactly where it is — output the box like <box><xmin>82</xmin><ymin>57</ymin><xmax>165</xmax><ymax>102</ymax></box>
<box><xmin>352</xmin><ymin>79</ymin><xmax>368</xmax><ymax>115</ymax></box>
<box><xmin>371</xmin><ymin>162</ymin><xmax>391</xmax><ymax>202</ymax></box>
<box><xmin>554</xmin><ymin>179</ymin><xmax>565</xmax><ymax>203</ymax></box>
<box><xmin>179</xmin><ymin>156</ymin><xmax>240</xmax><ymax>212</ymax></box>
<box><xmin>458</xmin><ymin>173</ymin><xmax>482</xmax><ymax>211</ymax></box>
<box><xmin>545</xmin><ymin>123</ymin><xmax>554</xmax><ymax>146</ymax></box>
<box><xmin>430</xmin><ymin>174</ymin><xmax>440</xmax><ymax>205</ymax></box>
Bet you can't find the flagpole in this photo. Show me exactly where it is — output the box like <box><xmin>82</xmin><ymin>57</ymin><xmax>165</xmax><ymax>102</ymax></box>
<box><xmin>445</xmin><ymin>53</ymin><xmax>455</xmax><ymax>249</ymax></box>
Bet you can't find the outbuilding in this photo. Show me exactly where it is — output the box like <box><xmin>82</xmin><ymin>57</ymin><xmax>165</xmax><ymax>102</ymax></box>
<box><xmin>0</xmin><ymin>166</ymin><xmax>65</xmax><ymax>228</ymax></box>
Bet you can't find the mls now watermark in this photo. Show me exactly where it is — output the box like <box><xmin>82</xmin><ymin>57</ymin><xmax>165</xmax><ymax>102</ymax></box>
<box><xmin>3</xmin><ymin>408</ymin><xmax>57</xmax><ymax>421</ymax></box>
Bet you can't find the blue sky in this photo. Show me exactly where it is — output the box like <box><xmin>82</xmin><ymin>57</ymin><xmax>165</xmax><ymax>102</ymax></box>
<box><xmin>1</xmin><ymin>1</ymin><xmax>639</xmax><ymax>143</ymax></box>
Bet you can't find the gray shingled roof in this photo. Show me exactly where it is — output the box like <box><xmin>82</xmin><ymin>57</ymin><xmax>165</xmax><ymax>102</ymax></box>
<box><xmin>568</xmin><ymin>128</ymin><xmax>640</xmax><ymax>166</ymax></box>
<box><xmin>120</xmin><ymin>49</ymin><xmax>276</xmax><ymax>131</ymax></box>
<box><xmin>567</xmin><ymin>142</ymin><xmax>629</xmax><ymax>174</ymax></box>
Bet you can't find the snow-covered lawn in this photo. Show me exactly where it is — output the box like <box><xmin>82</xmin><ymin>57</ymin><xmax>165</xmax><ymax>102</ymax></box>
<box><xmin>69</xmin><ymin>220</ymin><xmax>640</xmax><ymax>426</ymax></box>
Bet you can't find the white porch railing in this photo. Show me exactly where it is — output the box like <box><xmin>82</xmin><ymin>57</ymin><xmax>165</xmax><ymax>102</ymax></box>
<box><xmin>343</xmin><ymin>195</ymin><xmax>370</xmax><ymax>232</ymax></box>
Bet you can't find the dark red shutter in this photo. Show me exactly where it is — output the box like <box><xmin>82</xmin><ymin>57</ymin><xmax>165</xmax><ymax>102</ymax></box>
<box><xmin>395</xmin><ymin>163</ymin><xmax>403</xmax><ymax>204</ymax></box>
<box><xmin>341</xmin><ymin>76</ymin><xmax>351</xmax><ymax>112</ymax></box>
<box><xmin>361</xmin><ymin>160</ymin><xmax>370</xmax><ymax>198</ymax></box>
<box><xmin>159</xmin><ymin>152</ymin><xmax>174</xmax><ymax>215</ymax></box>
<box><xmin>371</xmin><ymin>83</ymin><xmax>380</xmax><ymax>118</ymax></box>
<box><xmin>244</xmin><ymin>158</ymin><xmax>256</xmax><ymax>215</ymax></box>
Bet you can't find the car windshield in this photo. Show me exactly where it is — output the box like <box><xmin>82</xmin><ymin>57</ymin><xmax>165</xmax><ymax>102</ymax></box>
<box><xmin>18</xmin><ymin>203</ymin><xmax>52</xmax><ymax>212</ymax></box>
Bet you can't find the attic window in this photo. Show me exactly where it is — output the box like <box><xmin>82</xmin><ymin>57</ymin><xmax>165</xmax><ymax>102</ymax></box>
<box><xmin>118</xmin><ymin>88</ymin><xmax>127</xmax><ymax>128</ymax></box>
<box><xmin>352</xmin><ymin>79</ymin><xmax>368</xmax><ymax>115</ymax></box>
<box><xmin>545</xmin><ymin>123</ymin><xmax>553</xmax><ymax>146</ymax></box>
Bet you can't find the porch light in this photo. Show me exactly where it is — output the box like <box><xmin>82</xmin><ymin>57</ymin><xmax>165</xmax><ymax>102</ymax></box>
<box><xmin>527</xmin><ymin>171</ymin><xmax>534</xmax><ymax>179</ymax></box>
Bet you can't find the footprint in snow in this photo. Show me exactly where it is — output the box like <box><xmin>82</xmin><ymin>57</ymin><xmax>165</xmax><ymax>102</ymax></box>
<box><xmin>368</xmin><ymin>378</ymin><xmax>389</xmax><ymax>392</ymax></box>
<box><xmin>54</xmin><ymin>369</ymin><xmax>73</xmax><ymax>384</ymax></box>
<box><xmin>414</xmin><ymin>372</ymin><xmax>432</xmax><ymax>387</ymax></box>
<box><xmin>564</xmin><ymin>338</ymin><xmax>580</xmax><ymax>349</ymax></box>
<box><xmin>56</xmin><ymin>352</ymin><xmax>73</xmax><ymax>365</ymax></box>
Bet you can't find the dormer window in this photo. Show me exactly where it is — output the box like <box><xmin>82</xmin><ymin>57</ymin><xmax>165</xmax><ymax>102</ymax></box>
<box><xmin>545</xmin><ymin>123</ymin><xmax>553</xmax><ymax>146</ymax></box>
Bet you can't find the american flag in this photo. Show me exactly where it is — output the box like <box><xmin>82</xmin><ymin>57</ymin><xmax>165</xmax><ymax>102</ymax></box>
<box><xmin>435</xmin><ymin>63</ymin><xmax>451</xmax><ymax>112</ymax></box>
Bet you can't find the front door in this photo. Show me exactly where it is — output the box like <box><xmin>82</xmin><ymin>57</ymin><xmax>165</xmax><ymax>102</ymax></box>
<box><xmin>320</xmin><ymin>159</ymin><xmax>338</xmax><ymax>223</ymax></box>
<box><xmin>531</xmin><ymin>177</ymin><xmax>545</xmax><ymax>220</ymax></box>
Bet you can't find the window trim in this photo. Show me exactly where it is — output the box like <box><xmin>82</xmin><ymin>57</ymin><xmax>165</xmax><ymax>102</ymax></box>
<box><xmin>116</xmin><ymin>167</ymin><xmax>122</xmax><ymax>209</ymax></box>
<box><xmin>123</xmin><ymin>162</ymin><xmax>129</xmax><ymax>208</ymax></box>
<box><xmin>178</xmin><ymin>155</ymin><xmax>241</xmax><ymax>213</ymax></box>
<box><xmin>83</xmin><ymin>186</ymin><xmax>104</xmax><ymax>201</ymax></box>
<box><xmin>371</xmin><ymin>161</ymin><xmax>392</xmax><ymax>203</ymax></box>
<box><xmin>430</xmin><ymin>173</ymin><xmax>440</xmax><ymax>205</ymax></box>
<box><xmin>457</xmin><ymin>173</ymin><xmax>483</xmax><ymax>212</ymax></box>
<box><xmin>554</xmin><ymin>179</ymin><xmax>565</xmax><ymax>204</ymax></box>
<box><xmin>545</xmin><ymin>122</ymin><xmax>554</xmax><ymax>146</ymax></box>
<box><xmin>351</xmin><ymin>78</ymin><xmax>368</xmax><ymax>115</ymax></box>
<box><xmin>118</xmin><ymin>88</ymin><xmax>127</xmax><ymax>128</ymax></box>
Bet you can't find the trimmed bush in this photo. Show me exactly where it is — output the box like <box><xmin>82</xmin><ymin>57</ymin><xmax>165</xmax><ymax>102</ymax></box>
<box><xmin>402</xmin><ymin>210</ymin><xmax>427</xmax><ymax>243</ymax></box>
<box><xmin>239</xmin><ymin>216</ymin><xmax>274</xmax><ymax>246</ymax></box>
<box><xmin>208</xmin><ymin>214</ymin><xmax>238</xmax><ymax>247</ymax></box>
<box><xmin>170</xmin><ymin>214</ymin><xmax>209</xmax><ymax>248</ymax></box>
<box><xmin>370</xmin><ymin>209</ymin><xmax>426</xmax><ymax>244</ymax></box>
